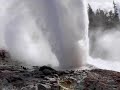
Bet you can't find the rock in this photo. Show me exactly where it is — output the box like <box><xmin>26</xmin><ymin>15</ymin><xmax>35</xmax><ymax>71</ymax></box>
<box><xmin>0</xmin><ymin>49</ymin><xmax>10</xmax><ymax>60</ymax></box>
<box><xmin>0</xmin><ymin>65</ymin><xmax>120</xmax><ymax>90</ymax></box>
<box><xmin>42</xmin><ymin>69</ymin><xmax>53</xmax><ymax>75</ymax></box>
<box><xmin>51</xmin><ymin>84</ymin><xmax>60</xmax><ymax>90</ymax></box>
<box><xmin>6</xmin><ymin>76</ymin><xmax>23</xmax><ymax>83</ymax></box>
<box><xmin>21</xmin><ymin>85</ymin><xmax>37</xmax><ymax>90</ymax></box>
<box><xmin>39</xmin><ymin>66</ymin><xmax>55</xmax><ymax>71</ymax></box>
<box><xmin>32</xmin><ymin>70</ymin><xmax>44</xmax><ymax>78</ymax></box>
<box><xmin>39</xmin><ymin>66</ymin><xmax>57</xmax><ymax>75</ymax></box>
<box><xmin>37</xmin><ymin>83</ymin><xmax>51</xmax><ymax>90</ymax></box>
<box><xmin>45</xmin><ymin>77</ymin><xmax>57</xmax><ymax>83</ymax></box>
<box><xmin>0</xmin><ymin>80</ymin><xmax>3</xmax><ymax>89</ymax></box>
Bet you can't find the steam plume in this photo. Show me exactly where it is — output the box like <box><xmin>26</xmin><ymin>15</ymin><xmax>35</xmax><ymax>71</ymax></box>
<box><xmin>4</xmin><ymin>0</ymin><xmax>89</xmax><ymax>69</ymax></box>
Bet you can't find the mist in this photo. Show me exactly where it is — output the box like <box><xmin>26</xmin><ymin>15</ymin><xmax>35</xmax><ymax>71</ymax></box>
<box><xmin>0</xmin><ymin>0</ymin><xmax>89</xmax><ymax>69</ymax></box>
<box><xmin>89</xmin><ymin>27</ymin><xmax>120</xmax><ymax>72</ymax></box>
<box><xmin>1</xmin><ymin>0</ymin><xmax>120</xmax><ymax>72</ymax></box>
<box><xmin>90</xmin><ymin>28</ymin><xmax>120</xmax><ymax>60</ymax></box>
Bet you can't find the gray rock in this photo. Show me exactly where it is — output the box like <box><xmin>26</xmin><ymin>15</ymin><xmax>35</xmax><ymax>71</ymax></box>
<box><xmin>21</xmin><ymin>85</ymin><xmax>37</xmax><ymax>90</ymax></box>
<box><xmin>37</xmin><ymin>84</ymin><xmax>51</xmax><ymax>90</ymax></box>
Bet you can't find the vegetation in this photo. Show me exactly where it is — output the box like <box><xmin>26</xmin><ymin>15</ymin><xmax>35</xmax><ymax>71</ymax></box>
<box><xmin>88</xmin><ymin>1</ymin><xmax>120</xmax><ymax>30</ymax></box>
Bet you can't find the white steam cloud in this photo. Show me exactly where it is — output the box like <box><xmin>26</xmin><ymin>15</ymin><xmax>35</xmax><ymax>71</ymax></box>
<box><xmin>1</xmin><ymin>0</ymin><xmax>120</xmax><ymax>72</ymax></box>
<box><xmin>1</xmin><ymin>0</ymin><xmax>89</xmax><ymax>69</ymax></box>
<box><xmin>97</xmin><ymin>30</ymin><xmax>120</xmax><ymax>61</ymax></box>
<box><xmin>89</xmin><ymin>28</ymin><xmax>120</xmax><ymax>72</ymax></box>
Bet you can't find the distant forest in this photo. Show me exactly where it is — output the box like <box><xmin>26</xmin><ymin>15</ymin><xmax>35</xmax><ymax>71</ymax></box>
<box><xmin>88</xmin><ymin>1</ymin><xmax>120</xmax><ymax>30</ymax></box>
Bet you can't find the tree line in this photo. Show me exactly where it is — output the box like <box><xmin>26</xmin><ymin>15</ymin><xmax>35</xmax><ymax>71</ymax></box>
<box><xmin>88</xmin><ymin>1</ymin><xmax>120</xmax><ymax>30</ymax></box>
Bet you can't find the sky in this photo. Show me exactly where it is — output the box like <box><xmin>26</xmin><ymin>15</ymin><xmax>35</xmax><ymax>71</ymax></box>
<box><xmin>88</xmin><ymin>0</ymin><xmax>120</xmax><ymax>11</ymax></box>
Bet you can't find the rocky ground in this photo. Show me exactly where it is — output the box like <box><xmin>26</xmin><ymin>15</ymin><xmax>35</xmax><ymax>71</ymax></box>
<box><xmin>0</xmin><ymin>65</ymin><xmax>120</xmax><ymax>90</ymax></box>
<box><xmin>0</xmin><ymin>50</ymin><xmax>120</xmax><ymax>90</ymax></box>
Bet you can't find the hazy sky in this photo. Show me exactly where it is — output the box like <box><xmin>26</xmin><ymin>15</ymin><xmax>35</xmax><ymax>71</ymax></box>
<box><xmin>88</xmin><ymin>0</ymin><xmax>120</xmax><ymax>11</ymax></box>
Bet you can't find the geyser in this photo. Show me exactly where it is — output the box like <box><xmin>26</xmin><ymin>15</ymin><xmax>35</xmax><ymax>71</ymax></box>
<box><xmin>4</xmin><ymin>0</ymin><xmax>89</xmax><ymax>69</ymax></box>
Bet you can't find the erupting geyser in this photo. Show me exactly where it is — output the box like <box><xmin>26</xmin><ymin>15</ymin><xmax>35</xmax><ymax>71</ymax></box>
<box><xmin>4</xmin><ymin>0</ymin><xmax>89</xmax><ymax>69</ymax></box>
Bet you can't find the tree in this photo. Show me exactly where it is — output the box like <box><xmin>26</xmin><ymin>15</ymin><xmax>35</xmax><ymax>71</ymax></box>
<box><xmin>88</xmin><ymin>4</ymin><xmax>96</xmax><ymax>29</ymax></box>
<box><xmin>88</xmin><ymin>2</ymin><xmax>120</xmax><ymax>30</ymax></box>
<box><xmin>113</xmin><ymin>1</ymin><xmax>120</xmax><ymax>26</ymax></box>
